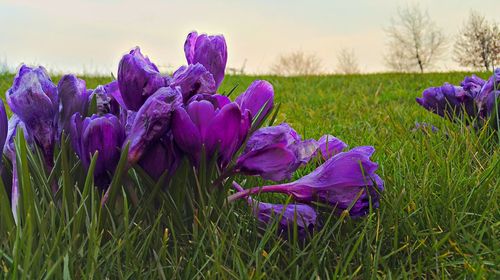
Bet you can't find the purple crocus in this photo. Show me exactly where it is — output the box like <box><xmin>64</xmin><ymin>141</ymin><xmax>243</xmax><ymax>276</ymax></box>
<box><xmin>187</xmin><ymin>93</ymin><xmax>231</xmax><ymax>109</ymax></box>
<box><xmin>229</xmin><ymin>146</ymin><xmax>384</xmax><ymax>217</ymax></box>
<box><xmin>170</xmin><ymin>63</ymin><xmax>217</xmax><ymax>103</ymax></box>
<box><xmin>57</xmin><ymin>74</ymin><xmax>89</xmax><ymax>135</ymax></box>
<box><xmin>70</xmin><ymin>113</ymin><xmax>125</xmax><ymax>186</ymax></box>
<box><xmin>233</xmin><ymin>182</ymin><xmax>318</xmax><ymax>239</ymax></box>
<box><xmin>126</xmin><ymin>87</ymin><xmax>182</xmax><ymax>164</ymax></box>
<box><xmin>235</xmin><ymin>123</ymin><xmax>318</xmax><ymax>181</ymax></box>
<box><xmin>460</xmin><ymin>75</ymin><xmax>485</xmax><ymax>98</ymax></box>
<box><xmin>235</xmin><ymin>80</ymin><xmax>274</xmax><ymax>127</ymax></box>
<box><xmin>137</xmin><ymin>132</ymin><xmax>181</xmax><ymax>181</ymax></box>
<box><xmin>416</xmin><ymin>83</ymin><xmax>476</xmax><ymax>119</ymax></box>
<box><xmin>184</xmin><ymin>31</ymin><xmax>227</xmax><ymax>89</ymax></box>
<box><xmin>172</xmin><ymin>100</ymin><xmax>249</xmax><ymax>167</ymax></box>
<box><xmin>88</xmin><ymin>85</ymin><xmax>121</xmax><ymax>116</ymax></box>
<box><xmin>6</xmin><ymin>65</ymin><xmax>58</xmax><ymax>165</ymax></box>
<box><xmin>317</xmin><ymin>134</ymin><xmax>347</xmax><ymax>160</ymax></box>
<box><xmin>476</xmin><ymin>68</ymin><xmax>500</xmax><ymax>118</ymax></box>
<box><xmin>0</xmin><ymin>101</ymin><xmax>7</xmax><ymax>159</ymax></box>
<box><xmin>118</xmin><ymin>47</ymin><xmax>165</xmax><ymax>111</ymax></box>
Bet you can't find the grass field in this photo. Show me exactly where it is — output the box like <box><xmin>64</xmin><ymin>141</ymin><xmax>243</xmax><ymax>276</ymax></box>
<box><xmin>0</xmin><ymin>72</ymin><xmax>499</xmax><ymax>278</ymax></box>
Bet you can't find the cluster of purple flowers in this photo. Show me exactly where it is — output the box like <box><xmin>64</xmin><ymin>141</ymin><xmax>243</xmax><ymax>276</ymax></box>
<box><xmin>0</xmin><ymin>31</ymin><xmax>384</xmax><ymax>237</ymax></box>
<box><xmin>416</xmin><ymin>69</ymin><xmax>500</xmax><ymax>128</ymax></box>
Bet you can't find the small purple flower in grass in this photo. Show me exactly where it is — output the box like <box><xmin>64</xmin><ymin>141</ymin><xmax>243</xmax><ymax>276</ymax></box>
<box><xmin>184</xmin><ymin>31</ymin><xmax>227</xmax><ymax>89</ymax></box>
<box><xmin>416</xmin><ymin>83</ymin><xmax>476</xmax><ymax>119</ymax></box>
<box><xmin>412</xmin><ymin>122</ymin><xmax>439</xmax><ymax>133</ymax></box>
<box><xmin>118</xmin><ymin>47</ymin><xmax>165</xmax><ymax>111</ymax></box>
<box><xmin>6</xmin><ymin>65</ymin><xmax>57</xmax><ymax>165</ymax></box>
<box><xmin>172</xmin><ymin>100</ymin><xmax>249</xmax><ymax>167</ymax></box>
<box><xmin>170</xmin><ymin>64</ymin><xmax>216</xmax><ymax>103</ymax></box>
<box><xmin>235</xmin><ymin>80</ymin><xmax>274</xmax><ymax>127</ymax></box>
<box><xmin>229</xmin><ymin>146</ymin><xmax>383</xmax><ymax>217</ymax></box>
<box><xmin>70</xmin><ymin>113</ymin><xmax>125</xmax><ymax>187</ymax></box>
<box><xmin>235</xmin><ymin>123</ymin><xmax>318</xmax><ymax>181</ymax></box>
<box><xmin>318</xmin><ymin>134</ymin><xmax>347</xmax><ymax>160</ymax></box>
<box><xmin>137</xmin><ymin>132</ymin><xmax>181</xmax><ymax>181</ymax></box>
<box><xmin>126</xmin><ymin>87</ymin><xmax>182</xmax><ymax>164</ymax></box>
<box><xmin>57</xmin><ymin>74</ymin><xmax>89</xmax><ymax>135</ymax></box>
<box><xmin>233</xmin><ymin>183</ymin><xmax>318</xmax><ymax>239</ymax></box>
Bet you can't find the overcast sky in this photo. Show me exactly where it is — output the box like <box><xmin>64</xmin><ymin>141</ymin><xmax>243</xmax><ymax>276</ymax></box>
<box><xmin>0</xmin><ymin>0</ymin><xmax>499</xmax><ymax>74</ymax></box>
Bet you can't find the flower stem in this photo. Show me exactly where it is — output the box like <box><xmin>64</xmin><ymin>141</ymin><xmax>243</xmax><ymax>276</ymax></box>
<box><xmin>227</xmin><ymin>182</ymin><xmax>289</xmax><ymax>203</ymax></box>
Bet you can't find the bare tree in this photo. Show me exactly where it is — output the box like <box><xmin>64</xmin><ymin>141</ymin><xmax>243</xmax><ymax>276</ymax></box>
<box><xmin>270</xmin><ymin>51</ymin><xmax>323</xmax><ymax>76</ymax></box>
<box><xmin>454</xmin><ymin>11</ymin><xmax>500</xmax><ymax>71</ymax></box>
<box><xmin>336</xmin><ymin>48</ymin><xmax>360</xmax><ymax>74</ymax></box>
<box><xmin>385</xmin><ymin>5</ymin><xmax>446</xmax><ymax>73</ymax></box>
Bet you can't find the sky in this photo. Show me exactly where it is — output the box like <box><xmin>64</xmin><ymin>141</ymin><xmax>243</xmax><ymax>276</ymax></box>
<box><xmin>0</xmin><ymin>0</ymin><xmax>499</xmax><ymax>75</ymax></box>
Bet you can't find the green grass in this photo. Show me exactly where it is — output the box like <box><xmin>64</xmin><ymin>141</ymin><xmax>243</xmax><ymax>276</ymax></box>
<box><xmin>0</xmin><ymin>72</ymin><xmax>499</xmax><ymax>278</ymax></box>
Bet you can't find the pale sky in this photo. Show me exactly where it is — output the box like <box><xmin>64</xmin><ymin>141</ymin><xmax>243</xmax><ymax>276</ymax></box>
<box><xmin>0</xmin><ymin>0</ymin><xmax>499</xmax><ymax>75</ymax></box>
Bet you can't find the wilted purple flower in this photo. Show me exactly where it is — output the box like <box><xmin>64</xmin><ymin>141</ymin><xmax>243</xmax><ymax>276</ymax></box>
<box><xmin>460</xmin><ymin>75</ymin><xmax>485</xmax><ymax>98</ymax></box>
<box><xmin>6</xmin><ymin>65</ymin><xmax>57</xmax><ymax>165</ymax></box>
<box><xmin>137</xmin><ymin>132</ymin><xmax>181</xmax><ymax>180</ymax></box>
<box><xmin>476</xmin><ymin>68</ymin><xmax>500</xmax><ymax>118</ymax></box>
<box><xmin>317</xmin><ymin>134</ymin><xmax>347</xmax><ymax>160</ymax></box>
<box><xmin>126</xmin><ymin>87</ymin><xmax>182</xmax><ymax>164</ymax></box>
<box><xmin>118</xmin><ymin>47</ymin><xmax>165</xmax><ymax>111</ymax></box>
<box><xmin>235</xmin><ymin>123</ymin><xmax>318</xmax><ymax>181</ymax></box>
<box><xmin>416</xmin><ymin>83</ymin><xmax>476</xmax><ymax>119</ymax></box>
<box><xmin>235</xmin><ymin>80</ymin><xmax>274</xmax><ymax>127</ymax></box>
<box><xmin>170</xmin><ymin>64</ymin><xmax>216</xmax><ymax>103</ymax></box>
<box><xmin>232</xmin><ymin>182</ymin><xmax>318</xmax><ymax>239</ymax></box>
<box><xmin>229</xmin><ymin>147</ymin><xmax>383</xmax><ymax>217</ymax></box>
<box><xmin>184</xmin><ymin>31</ymin><xmax>227</xmax><ymax>89</ymax></box>
<box><xmin>57</xmin><ymin>74</ymin><xmax>89</xmax><ymax>135</ymax></box>
<box><xmin>70</xmin><ymin>113</ymin><xmax>125</xmax><ymax>186</ymax></box>
<box><xmin>172</xmin><ymin>100</ymin><xmax>249</xmax><ymax>166</ymax></box>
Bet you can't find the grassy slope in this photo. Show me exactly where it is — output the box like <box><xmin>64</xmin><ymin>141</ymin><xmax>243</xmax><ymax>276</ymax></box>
<box><xmin>0</xmin><ymin>72</ymin><xmax>498</xmax><ymax>278</ymax></box>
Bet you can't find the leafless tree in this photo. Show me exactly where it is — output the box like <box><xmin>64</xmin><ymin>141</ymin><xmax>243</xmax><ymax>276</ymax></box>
<box><xmin>385</xmin><ymin>5</ymin><xmax>447</xmax><ymax>73</ymax></box>
<box><xmin>270</xmin><ymin>51</ymin><xmax>323</xmax><ymax>76</ymax></box>
<box><xmin>454</xmin><ymin>11</ymin><xmax>500</xmax><ymax>71</ymax></box>
<box><xmin>336</xmin><ymin>48</ymin><xmax>360</xmax><ymax>74</ymax></box>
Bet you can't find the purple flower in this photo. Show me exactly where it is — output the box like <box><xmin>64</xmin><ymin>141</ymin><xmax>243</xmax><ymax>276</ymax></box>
<box><xmin>172</xmin><ymin>100</ymin><xmax>249</xmax><ymax>167</ymax></box>
<box><xmin>184</xmin><ymin>31</ymin><xmax>227</xmax><ymax>89</ymax></box>
<box><xmin>170</xmin><ymin>64</ymin><xmax>216</xmax><ymax>103</ymax></box>
<box><xmin>6</xmin><ymin>65</ymin><xmax>58</xmax><ymax>165</ymax></box>
<box><xmin>187</xmin><ymin>93</ymin><xmax>231</xmax><ymax>109</ymax></box>
<box><xmin>235</xmin><ymin>80</ymin><xmax>274</xmax><ymax>127</ymax></box>
<box><xmin>70</xmin><ymin>113</ymin><xmax>125</xmax><ymax>186</ymax></box>
<box><xmin>412</xmin><ymin>122</ymin><xmax>439</xmax><ymax>133</ymax></box>
<box><xmin>3</xmin><ymin>115</ymin><xmax>33</xmax><ymax>159</ymax></box>
<box><xmin>137</xmin><ymin>132</ymin><xmax>181</xmax><ymax>181</ymax></box>
<box><xmin>229</xmin><ymin>147</ymin><xmax>384</xmax><ymax>217</ymax></box>
<box><xmin>476</xmin><ymin>68</ymin><xmax>500</xmax><ymax>118</ymax></box>
<box><xmin>57</xmin><ymin>74</ymin><xmax>89</xmax><ymax>135</ymax></box>
<box><xmin>416</xmin><ymin>83</ymin><xmax>476</xmax><ymax>119</ymax></box>
<box><xmin>0</xmin><ymin>101</ymin><xmax>7</xmax><ymax>157</ymax></box>
<box><xmin>317</xmin><ymin>134</ymin><xmax>347</xmax><ymax>160</ymax></box>
<box><xmin>235</xmin><ymin>123</ymin><xmax>318</xmax><ymax>181</ymax></box>
<box><xmin>460</xmin><ymin>75</ymin><xmax>485</xmax><ymax>98</ymax></box>
<box><xmin>118</xmin><ymin>47</ymin><xmax>165</xmax><ymax>111</ymax></box>
<box><xmin>126</xmin><ymin>87</ymin><xmax>182</xmax><ymax>164</ymax></box>
<box><xmin>88</xmin><ymin>85</ymin><xmax>121</xmax><ymax>116</ymax></box>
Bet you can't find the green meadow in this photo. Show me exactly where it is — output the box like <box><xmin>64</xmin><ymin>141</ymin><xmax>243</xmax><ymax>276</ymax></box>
<box><xmin>0</xmin><ymin>72</ymin><xmax>498</xmax><ymax>278</ymax></box>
